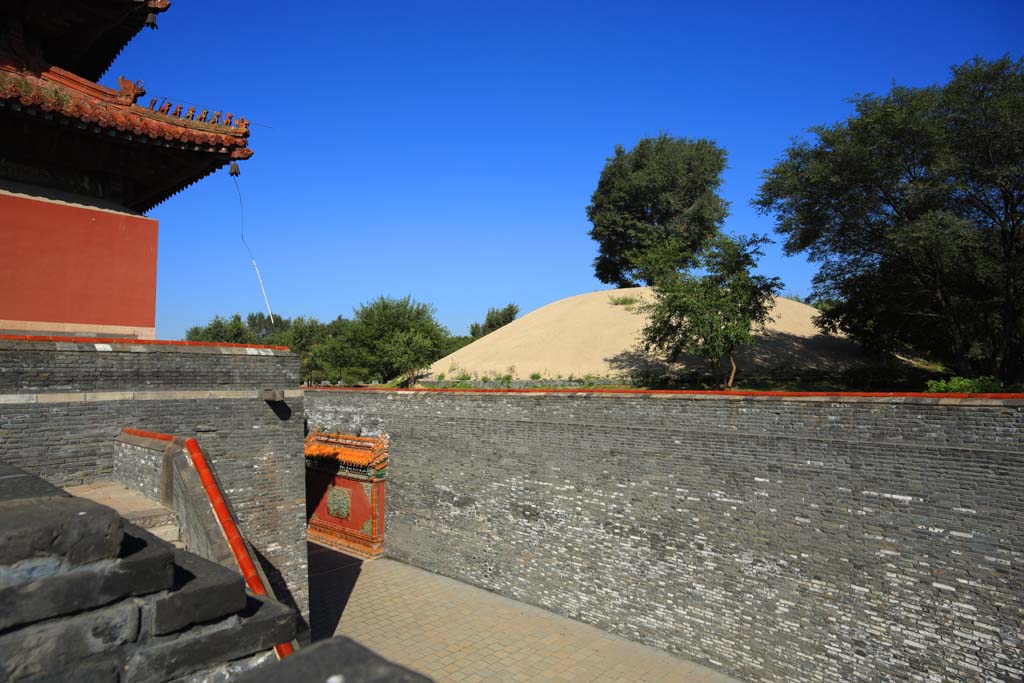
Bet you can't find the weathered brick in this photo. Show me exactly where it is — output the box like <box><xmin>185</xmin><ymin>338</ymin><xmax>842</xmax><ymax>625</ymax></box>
<box><xmin>306</xmin><ymin>389</ymin><xmax>1024</xmax><ymax>683</ymax></box>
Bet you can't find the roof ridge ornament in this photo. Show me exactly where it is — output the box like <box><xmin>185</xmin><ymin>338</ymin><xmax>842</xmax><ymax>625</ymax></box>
<box><xmin>116</xmin><ymin>76</ymin><xmax>145</xmax><ymax>105</ymax></box>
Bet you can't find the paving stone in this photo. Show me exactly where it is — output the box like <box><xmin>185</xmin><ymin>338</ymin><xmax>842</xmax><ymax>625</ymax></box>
<box><xmin>314</xmin><ymin>548</ymin><xmax>738</xmax><ymax>683</ymax></box>
<box><xmin>148</xmin><ymin>549</ymin><xmax>247</xmax><ymax>636</ymax></box>
<box><xmin>0</xmin><ymin>495</ymin><xmax>124</xmax><ymax>566</ymax></box>
<box><xmin>235</xmin><ymin>637</ymin><xmax>433</xmax><ymax>683</ymax></box>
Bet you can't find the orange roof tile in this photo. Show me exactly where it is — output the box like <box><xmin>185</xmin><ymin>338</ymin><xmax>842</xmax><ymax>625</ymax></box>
<box><xmin>304</xmin><ymin>431</ymin><xmax>388</xmax><ymax>471</ymax></box>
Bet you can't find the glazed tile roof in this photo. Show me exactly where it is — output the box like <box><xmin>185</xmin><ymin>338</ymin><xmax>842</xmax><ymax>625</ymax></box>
<box><xmin>305</xmin><ymin>431</ymin><xmax>389</xmax><ymax>472</ymax></box>
<box><xmin>0</xmin><ymin>63</ymin><xmax>251</xmax><ymax>156</ymax></box>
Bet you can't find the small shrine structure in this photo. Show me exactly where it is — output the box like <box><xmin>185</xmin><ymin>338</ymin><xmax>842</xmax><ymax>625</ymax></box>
<box><xmin>0</xmin><ymin>1</ymin><xmax>252</xmax><ymax>339</ymax></box>
<box><xmin>305</xmin><ymin>431</ymin><xmax>388</xmax><ymax>559</ymax></box>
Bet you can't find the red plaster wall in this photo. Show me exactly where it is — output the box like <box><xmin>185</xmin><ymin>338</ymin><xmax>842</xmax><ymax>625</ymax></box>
<box><xmin>0</xmin><ymin>193</ymin><xmax>158</xmax><ymax>329</ymax></box>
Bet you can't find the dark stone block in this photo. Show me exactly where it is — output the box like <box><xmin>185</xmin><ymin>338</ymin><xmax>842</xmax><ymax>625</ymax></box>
<box><xmin>123</xmin><ymin>594</ymin><xmax>297</xmax><ymax>683</ymax></box>
<box><xmin>149</xmin><ymin>549</ymin><xmax>247</xmax><ymax>636</ymax></box>
<box><xmin>0</xmin><ymin>463</ymin><xmax>68</xmax><ymax>503</ymax></box>
<box><xmin>0</xmin><ymin>601</ymin><xmax>139</xmax><ymax>681</ymax></box>
<box><xmin>0</xmin><ymin>524</ymin><xmax>173</xmax><ymax>631</ymax></box>
<box><xmin>234</xmin><ymin>637</ymin><xmax>433</xmax><ymax>683</ymax></box>
<box><xmin>0</xmin><ymin>496</ymin><xmax>123</xmax><ymax>565</ymax></box>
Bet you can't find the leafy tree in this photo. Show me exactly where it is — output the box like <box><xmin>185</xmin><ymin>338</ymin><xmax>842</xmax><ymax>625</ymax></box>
<box><xmin>469</xmin><ymin>303</ymin><xmax>519</xmax><ymax>339</ymax></box>
<box><xmin>347</xmin><ymin>296</ymin><xmax>450</xmax><ymax>382</ymax></box>
<box><xmin>641</xmin><ymin>234</ymin><xmax>782</xmax><ymax>388</ymax></box>
<box><xmin>246</xmin><ymin>312</ymin><xmax>291</xmax><ymax>343</ymax></box>
<box><xmin>755</xmin><ymin>56</ymin><xmax>1024</xmax><ymax>382</ymax></box>
<box><xmin>586</xmin><ymin>134</ymin><xmax>729</xmax><ymax>286</ymax></box>
<box><xmin>185</xmin><ymin>314</ymin><xmax>251</xmax><ymax>344</ymax></box>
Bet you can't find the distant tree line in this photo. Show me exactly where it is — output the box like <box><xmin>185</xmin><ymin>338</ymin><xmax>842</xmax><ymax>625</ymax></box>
<box><xmin>587</xmin><ymin>55</ymin><xmax>1023</xmax><ymax>387</ymax></box>
<box><xmin>186</xmin><ymin>297</ymin><xmax>518</xmax><ymax>385</ymax></box>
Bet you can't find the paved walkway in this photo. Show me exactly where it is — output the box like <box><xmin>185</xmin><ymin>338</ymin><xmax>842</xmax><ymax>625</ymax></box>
<box><xmin>308</xmin><ymin>543</ymin><xmax>741</xmax><ymax>683</ymax></box>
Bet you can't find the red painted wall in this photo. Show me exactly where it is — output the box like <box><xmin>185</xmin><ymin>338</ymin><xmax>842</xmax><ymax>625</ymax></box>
<box><xmin>0</xmin><ymin>192</ymin><xmax>157</xmax><ymax>328</ymax></box>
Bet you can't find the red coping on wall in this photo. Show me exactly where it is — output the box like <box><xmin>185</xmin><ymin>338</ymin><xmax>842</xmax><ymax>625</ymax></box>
<box><xmin>1</xmin><ymin>334</ymin><xmax>289</xmax><ymax>351</ymax></box>
<box><xmin>120</xmin><ymin>428</ymin><xmax>294</xmax><ymax>659</ymax></box>
<box><xmin>302</xmin><ymin>386</ymin><xmax>1024</xmax><ymax>400</ymax></box>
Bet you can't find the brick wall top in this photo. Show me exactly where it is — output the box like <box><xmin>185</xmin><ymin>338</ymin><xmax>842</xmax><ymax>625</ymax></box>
<box><xmin>1</xmin><ymin>338</ymin><xmax>299</xmax><ymax>392</ymax></box>
<box><xmin>304</xmin><ymin>386</ymin><xmax>1024</xmax><ymax>407</ymax></box>
<box><xmin>0</xmin><ymin>335</ymin><xmax>291</xmax><ymax>355</ymax></box>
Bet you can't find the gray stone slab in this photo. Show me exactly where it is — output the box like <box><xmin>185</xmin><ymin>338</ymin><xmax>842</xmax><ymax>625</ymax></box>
<box><xmin>234</xmin><ymin>637</ymin><xmax>433</xmax><ymax>683</ymax></box>
<box><xmin>0</xmin><ymin>524</ymin><xmax>173</xmax><ymax>631</ymax></box>
<box><xmin>0</xmin><ymin>601</ymin><xmax>139</xmax><ymax>681</ymax></box>
<box><xmin>0</xmin><ymin>496</ymin><xmax>123</xmax><ymax>565</ymax></box>
<box><xmin>148</xmin><ymin>549</ymin><xmax>247</xmax><ymax>636</ymax></box>
<box><xmin>0</xmin><ymin>464</ymin><xmax>68</xmax><ymax>502</ymax></box>
<box><xmin>123</xmin><ymin>594</ymin><xmax>297</xmax><ymax>683</ymax></box>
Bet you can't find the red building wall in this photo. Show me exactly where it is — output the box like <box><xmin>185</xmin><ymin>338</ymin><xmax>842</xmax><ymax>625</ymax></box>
<box><xmin>0</xmin><ymin>192</ymin><xmax>158</xmax><ymax>338</ymax></box>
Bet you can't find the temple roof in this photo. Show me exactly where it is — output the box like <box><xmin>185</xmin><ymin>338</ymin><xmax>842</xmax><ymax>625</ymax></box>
<box><xmin>0</xmin><ymin>0</ymin><xmax>171</xmax><ymax>82</ymax></box>
<box><xmin>0</xmin><ymin>61</ymin><xmax>252</xmax><ymax>211</ymax></box>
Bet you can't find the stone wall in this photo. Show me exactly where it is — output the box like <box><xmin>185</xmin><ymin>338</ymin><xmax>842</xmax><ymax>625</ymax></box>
<box><xmin>306</xmin><ymin>388</ymin><xmax>1024</xmax><ymax>683</ymax></box>
<box><xmin>0</xmin><ymin>337</ymin><xmax>309</xmax><ymax>626</ymax></box>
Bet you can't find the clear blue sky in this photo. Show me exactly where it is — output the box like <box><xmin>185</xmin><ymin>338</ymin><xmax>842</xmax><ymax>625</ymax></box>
<box><xmin>101</xmin><ymin>1</ymin><xmax>1023</xmax><ymax>340</ymax></box>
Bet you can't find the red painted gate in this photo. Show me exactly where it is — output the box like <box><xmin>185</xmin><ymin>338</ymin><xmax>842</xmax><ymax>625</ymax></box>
<box><xmin>305</xmin><ymin>431</ymin><xmax>387</xmax><ymax>559</ymax></box>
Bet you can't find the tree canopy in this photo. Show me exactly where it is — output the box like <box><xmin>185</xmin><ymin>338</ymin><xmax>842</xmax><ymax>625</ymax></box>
<box><xmin>586</xmin><ymin>134</ymin><xmax>729</xmax><ymax>286</ymax></box>
<box><xmin>755</xmin><ymin>56</ymin><xmax>1024</xmax><ymax>382</ymax></box>
<box><xmin>641</xmin><ymin>234</ymin><xmax>782</xmax><ymax>387</ymax></box>
<box><xmin>185</xmin><ymin>298</ymin><xmax>526</xmax><ymax>385</ymax></box>
<box><xmin>469</xmin><ymin>303</ymin><xmax>519</xmax><ymax>339</ymax></box>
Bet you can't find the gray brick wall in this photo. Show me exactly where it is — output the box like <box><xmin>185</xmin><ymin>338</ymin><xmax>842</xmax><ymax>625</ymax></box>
<box><xmin>0</xmin><ymin>341</ymin><xmax>308</xmax><ymax>627</ymax></box>
<box><xmin>306</xmin><ymin>389</ymin><xmax>1024</xmax><ymax>683</ymax></box>
<box><xmin>114</xmin><ymin>440</ymin><xmax>164</xmax><ymax>501</ymax></box>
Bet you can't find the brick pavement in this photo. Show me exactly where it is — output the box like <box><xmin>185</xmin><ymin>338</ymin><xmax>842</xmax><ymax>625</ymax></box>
<box><xmin>308</xmin><ymin>543</ymin><xmax>742</xmax><ymax>683</ymax></box>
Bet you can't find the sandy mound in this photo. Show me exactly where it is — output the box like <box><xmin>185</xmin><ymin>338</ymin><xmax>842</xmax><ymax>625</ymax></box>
<box><xmin>430</xmin><ymin>287</ymin><xmax>869</xmax><ymax>380</ymax></box>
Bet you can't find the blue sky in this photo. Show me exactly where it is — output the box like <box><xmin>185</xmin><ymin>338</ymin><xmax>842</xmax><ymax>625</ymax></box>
<box><xmin>102</xmin><ymin>1</ymin><xmax>1023</xmax><ymax>339</ymax></box>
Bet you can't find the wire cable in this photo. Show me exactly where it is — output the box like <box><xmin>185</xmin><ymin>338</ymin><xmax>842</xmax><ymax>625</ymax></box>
<box><xmin>231</xmin><ymin>175</ymin><xmax>275</xmax><ymax>323</ymax></box>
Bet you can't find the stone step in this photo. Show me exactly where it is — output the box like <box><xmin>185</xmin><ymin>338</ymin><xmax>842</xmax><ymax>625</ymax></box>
<box><xmin>0</xmin><ymin>520</ymin><xmax>175</xmax><ymax>632</ymax></box>
<box><xmin>148</xmin><ymin>522</ymin><xmax>181</xmax><ymax>544</ymax></box>
<box><xmin>65</xmin><ymin>480</ymin><xmax>180</xmax><ymax>533</ymax></box>
<box><xmin>148</xmin><ymin>549</ymin><xmax>248</xmax><ymax>636</ymax></box>
<box><xmin>124</xmin><ymin>593</ymin><xmax>298</xmax><ymax>682</ymax></box>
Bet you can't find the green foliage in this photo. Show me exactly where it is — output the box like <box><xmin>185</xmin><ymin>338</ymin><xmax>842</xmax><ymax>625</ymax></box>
<box><xmin>469</xmin><ymin>303</ymin><xmax>519</xmax><ymax>339</ymax></box>
<box><xmin>608</xmin><ymin>294</ymin><xmax>640</xmax><ymax>308</ymax></box>
<box><xmin>185</xmin><ymin>296</ymin><xmax>455</xmax><ymax>384</ymax></box>
<box><xmin>529</xmin><ymin>372</ymin><xmax>543</xmax><ymax>380</ymax></box>
<box><xmin>186</xmin><ymin>314</ymin><xmax>251</xmax><ymax>345</ymax></box>
<box><xmin>586</xmin><ymin>134</ymin><xmax>728</xmax><ymax>286</ymax></box>
<box><xmin>346</xmin><ymin>296</ymin><xmax>450</xmax><ymax>382</ymax></box>
<box><xmin>641</xmin><ymin>234</ymin><xmax>782</xmax><ymax>388</ymax></box>
<box><xmin>925</xmin><ymin>376</ymin><xmax>1005</xmax><ymax>393</ymax></box>
<box><xmin>755</xmin><ymin>56</ymin><xmax>1024</xmax><ymax>383</ymax></box>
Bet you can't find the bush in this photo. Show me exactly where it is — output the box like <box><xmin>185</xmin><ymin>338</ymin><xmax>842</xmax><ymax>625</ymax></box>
<box><xmin>925</xmin><ymin>376</ymin><xmax>1005</xmax><ymax>393</ymax></box>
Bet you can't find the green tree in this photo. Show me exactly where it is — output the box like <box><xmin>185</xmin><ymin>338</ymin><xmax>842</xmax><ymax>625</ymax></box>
<box><xmin>641</xmin><ymin>234</ymin><xmax>782</xmax><ymax>388</ymax></box>
<box><xmin>755</xmin><ymin>56</ymin><xmax>1024</xmax><ymax>382</ymax></box>
<box><xmin>245</xmin><ymin>312</ymin><xmax>291</xmax><ymax>343</ymax></box>
<box><xmin>348</xmin><ymin>296</ymin><xmax>450</xmax><ymax>382</ymax></box>
<box><xmin>469</xmin><ymin>303</ymin><xmax>519</xmax><ymax>339</ymax></box>
<box><xmin>586</xmin><ymin>134</ymin><xmax>728</xmax><ymax>286</ymax></box>
<box><xmin>185</xmin><ymin>314</ymin><xmax>251</xmax><ymax>344</ymax></box>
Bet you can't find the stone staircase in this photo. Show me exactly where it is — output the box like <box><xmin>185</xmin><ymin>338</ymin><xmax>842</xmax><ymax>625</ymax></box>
<box><xmin>66</xmin><ymin>480</ymin><xmax>182</xmax><ymax>547</ymax></box>
<box><xmin>0</xmin><ymin>462</ymin><xmax>297</xmax><ymax>682</ymax></box>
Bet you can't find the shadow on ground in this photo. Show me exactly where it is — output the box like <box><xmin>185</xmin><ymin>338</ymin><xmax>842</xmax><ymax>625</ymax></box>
<box><xmin>307</xmin><ymin>542</ymin><xmax>363</xmax><ymax>641</ymax></box>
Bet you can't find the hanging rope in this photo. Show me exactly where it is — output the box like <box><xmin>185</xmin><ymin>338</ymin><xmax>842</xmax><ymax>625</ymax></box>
<box><xmin>231</xmin><ymin>173</ymin><xmax>275</xmax><ymax>323</ymax></box>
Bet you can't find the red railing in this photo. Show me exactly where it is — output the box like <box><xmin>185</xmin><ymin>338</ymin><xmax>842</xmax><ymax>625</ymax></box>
<box><xmin>120</xmin><ymin>428</ymin><xmax>294</xmax><ymax>659</ymax></box>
